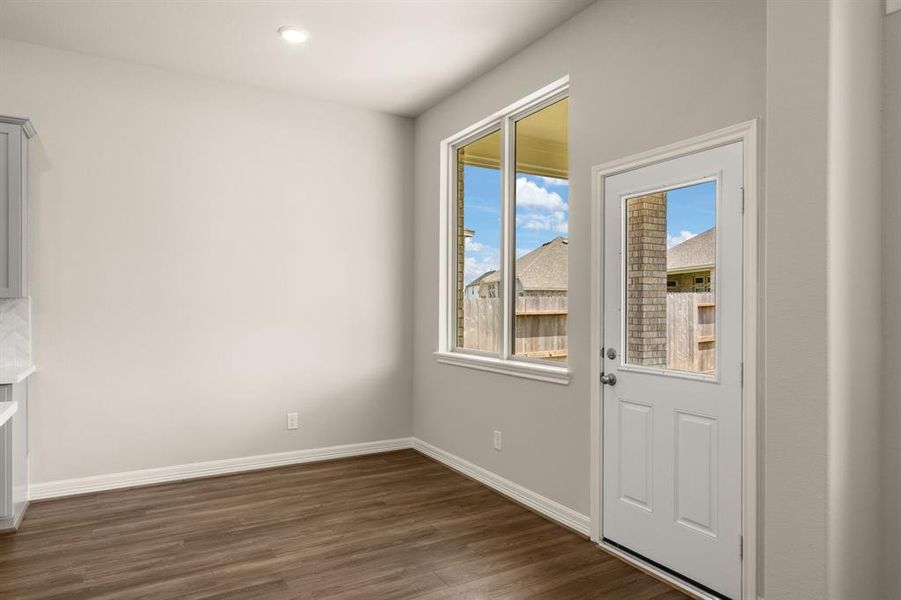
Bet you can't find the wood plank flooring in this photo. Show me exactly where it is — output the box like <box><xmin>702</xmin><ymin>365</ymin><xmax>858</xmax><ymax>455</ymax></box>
<box><xmin>0</xmin><ymin>450</ymin><xmax>686</xmax><ymax>599</ymax></box>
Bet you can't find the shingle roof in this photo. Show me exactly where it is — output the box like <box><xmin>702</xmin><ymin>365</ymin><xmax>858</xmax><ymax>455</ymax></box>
<box><xmin>466</xmin><ymin>231</ymin><xmax>711</xmax><ymax>292</ymax></box>
<box><xmin>467</xmin><ymin>269</ymin><xmax>496</xmax><ymax>288</ymax></box>
<box><xmin>667</xmin><ymin>227</ymin><xmax>715</xmax><ymax>272</ymax></box>
<box><xmin>478</xmin><ymin>237</ymin><xmax>568</xmax><ymax>291</ymax></box>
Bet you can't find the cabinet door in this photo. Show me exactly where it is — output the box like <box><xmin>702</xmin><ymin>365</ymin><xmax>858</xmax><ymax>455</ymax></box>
<box><xmin>10</xmin><ymin>382</ymin><xmax>26</xmax><ymax>515</ymax></box>
<box><xmin>0</xmin><ymin>385</ymin><xmax>11</xmax><ymax>520</ymax></box>
<box><xmin>0</xmin><ymin>123</ymin><xmax>24</xmax><ymax>298</ymax></box>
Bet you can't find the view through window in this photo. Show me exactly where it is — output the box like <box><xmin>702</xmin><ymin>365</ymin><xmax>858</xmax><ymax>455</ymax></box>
<box><xmin>624</xmin><ymin>180</ymin><xmax>717</xmax><ymax>375</ymax></box>
<box><xmin>450</xmin><ymin>87</ymin><xmax>569</xmax><ymax>367</ymax></box>
<box><xmin>456</xmin><ymin>130</ymin><xmax>501</xmax><ymax>352</ymax></box>
<box><xmin>513</xmin><ymin>98</ymin><xmax>569</xmax><ymax>361</ymax></box>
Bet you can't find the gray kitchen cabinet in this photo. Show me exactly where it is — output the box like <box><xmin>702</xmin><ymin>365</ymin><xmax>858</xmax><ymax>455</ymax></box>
<box><xmin>0</xmin><ymin>117</ymin><xmax>34</xmax><ymax>298</ymax></box>
<box><xmin>0</xmin><ymin>381</ymin><xmax>27</xmax><ymax>531</ymax></box>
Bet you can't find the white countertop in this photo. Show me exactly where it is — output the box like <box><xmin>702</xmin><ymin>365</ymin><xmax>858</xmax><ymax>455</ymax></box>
<box><xmin>0</xmin><ymin>364</ymin><xmax>35</xmax><ymax>385</ymax></box>
<box><xmin>0</xmin><ymin>401</ymin><xmax>16</xmax><ymax>428</ymax></box>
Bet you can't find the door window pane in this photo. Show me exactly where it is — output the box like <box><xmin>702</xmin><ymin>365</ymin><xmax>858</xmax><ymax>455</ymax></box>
<box><xmin>624</xmin><ymin>181</ymin><xmax>717</xmax><ymax>375</ymax></box>
<box><xmin>456</xmin><ymin>130</ymin><xmax>501</xmax><ymax>352</ymax></box>
<box><xmin>512</xmin><ymin>98</ymin><xmax>569</xmax><ymax>361</ymax></box>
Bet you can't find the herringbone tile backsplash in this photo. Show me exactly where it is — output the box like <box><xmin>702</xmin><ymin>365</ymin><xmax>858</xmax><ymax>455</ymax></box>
<box><xmin>0</xmin><ymin>298</ymin><xmax>30</xmax><ymax>373</ymax></box>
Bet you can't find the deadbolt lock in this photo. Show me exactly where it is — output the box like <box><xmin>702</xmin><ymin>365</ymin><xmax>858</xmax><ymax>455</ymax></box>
<box><xmin>606</xmin><ymin>347</ymin><xmax>617</xmax><ymax>360</ymax></box>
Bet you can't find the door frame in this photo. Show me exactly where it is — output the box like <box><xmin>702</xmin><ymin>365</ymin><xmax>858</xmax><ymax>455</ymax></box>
<box><xmin>589</xmin><ymin>120</ymin><xmax>759</xmax><ymax>600</ymax></box>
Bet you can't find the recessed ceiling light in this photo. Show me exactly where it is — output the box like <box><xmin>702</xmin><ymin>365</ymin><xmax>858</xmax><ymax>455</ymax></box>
<box><xmin>278</xmin><ymin>26</ymin><xmax>309</xmax><ymax>44</ymax></box>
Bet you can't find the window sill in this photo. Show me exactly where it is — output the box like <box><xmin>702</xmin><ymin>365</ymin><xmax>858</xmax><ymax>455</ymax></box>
<box><xmin>433</xmin><ymin>351</ymin><xmax>571</xmax><ymax>385</ymax></box>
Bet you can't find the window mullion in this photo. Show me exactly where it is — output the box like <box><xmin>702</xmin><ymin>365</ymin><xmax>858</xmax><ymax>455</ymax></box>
<box><xmin>500</xmin><ymin>116</ymin><xmax>515</xmax><ymax>360</ymax></box>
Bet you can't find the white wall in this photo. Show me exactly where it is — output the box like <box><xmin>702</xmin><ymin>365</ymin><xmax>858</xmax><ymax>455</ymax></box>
<box><xmin>825</xmin><ymin>2</ymin><xmax>883</xmax><ymax>597</ymax></box>
<box><xmin>412</xmin><ymin>0</ymin><xmax>764</xmax><ymax>546</ymax></box>
<box><xmin>413</xmin><ymin>0</ymin><xmax>891</xmax><ymax>597</ymax></box>
<box><xmin>763</xmin><ymin>2</ymin><xmax>830</xmax><ymax>596</ymax></box>
<box><xmin>763</xmin><ymin>2</ymin><xmax>885</xmax><ymax>597</ymax></box>
<box><xmin>883</xmin><ymin>9</ymin><xmax>901</xmax><ymax>600</ymax></box>
<box><xmin>0</xmin><ymin>39</ymin><xmax>414</xmax><ymax>484</ymax></box>
<box><xmin>1</xmin><ymin>3</ymin><xmax>893</xmax><ymax>596</ymax></box>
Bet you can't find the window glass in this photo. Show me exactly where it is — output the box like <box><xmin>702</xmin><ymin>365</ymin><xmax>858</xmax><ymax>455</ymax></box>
<box><xmin>624</xmin><ymin>180</ymin><xmax>717</xmax><ymax>375</ymax></box>
<box><xmin>456</xmin><ymin>130</ymin><xmax>501</xmax><ymax>352</ymax></box>
<box><xmin>512</xmin><ymin>98</ymin><xmax>569</xmax><ymax>362</ymax></box>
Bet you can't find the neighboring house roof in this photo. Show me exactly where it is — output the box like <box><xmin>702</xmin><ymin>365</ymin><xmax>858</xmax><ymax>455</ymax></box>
<box><xmin>477</xmin><ymin>237</ymin><xmax>568</xmax><ymax>291</ymax></box>
<box><xmin>667</xmin><ymin>227</ymin><xmax>715</xmax><ymax>272</ymax></box>
<box><xmin>465</xmin><ymin>269</ymin><xmax>496</xmax><ymax>289</ymax></box>
<box><xmin>465</xmin><ymin>232</ymin><xmax>710</xmax><ymax>290</ymax></box>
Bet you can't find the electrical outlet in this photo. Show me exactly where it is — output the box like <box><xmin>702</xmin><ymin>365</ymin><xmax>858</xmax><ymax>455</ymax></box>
<box><xmin>287</xmin><ymin>412</ymin><xmax>299</xmax><ymax>430</ymax></box>
<box><xmin>493</xmin><ymin>430</ymin><xmax>502</xmax><ymax>451</ymax></box>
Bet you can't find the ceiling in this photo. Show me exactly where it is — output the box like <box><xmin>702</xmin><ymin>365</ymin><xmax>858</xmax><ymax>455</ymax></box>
<box><xmin>461</xmin><ymin>97</ymin><xmax>568</xmax><ymax>178</ymax></box>
<box><xmin>0</xmin><ymin>0</ymin><xmax>593</xmax><ymax>117</ymax></box>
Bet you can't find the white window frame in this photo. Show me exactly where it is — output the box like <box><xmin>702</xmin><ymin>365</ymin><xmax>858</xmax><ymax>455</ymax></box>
<box><xmin>434</xmin><ymin>76</ymin><xmax>571</xmax><ymax>385</ymax></box>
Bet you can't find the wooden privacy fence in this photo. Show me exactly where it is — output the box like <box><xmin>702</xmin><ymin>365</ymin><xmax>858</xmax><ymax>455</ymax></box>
<box><xmin>666</xmin><ymin>292</ymin><xmax>716</xmax><ymax>373</ymax></box>
<box><xmin>463</xmin><ymin>295</ymin><xmax>568</xmax><ymax>360</ymax></box>
<box><xmin>461</xmin><ymin>297</ymin><xmax>500</xmax><ymax>353</ymax></box>
<box><xmin>463</xmin><ymin>292</ymin><xmax>713</xmax><ymax>371</ymax></box>
<box><xmin>514</xmin><ymin>295</ymin><xmax>568</xmax><ymax>360</ymax></box>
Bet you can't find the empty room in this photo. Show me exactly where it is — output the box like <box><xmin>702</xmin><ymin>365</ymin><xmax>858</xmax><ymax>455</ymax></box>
<box><xmin>0</xmin><ymin>0</ymin><xmax>897</xmax><ymax>598</ymax></box>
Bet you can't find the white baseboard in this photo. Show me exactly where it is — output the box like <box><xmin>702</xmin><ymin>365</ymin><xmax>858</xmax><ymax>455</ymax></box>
<box><xmin>29</xmin><ymin>437</ymin><xmax>414</xmax><ymax>500</ymax></box>
<box><xmin>412</xmin><ymin>438</ymin><xmax>591</xmax><ymax>536</ymax></box>
<box><xmin>30</xmin><ymin>436</ymin><xmax>592</xmax><ymax>540</ymax></box>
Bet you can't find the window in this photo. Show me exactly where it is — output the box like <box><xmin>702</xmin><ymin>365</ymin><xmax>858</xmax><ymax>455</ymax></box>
<box><xmin>624</xmin><ymin>180</ymin><xmax>717</xmax><ymax>375</ymax></box>
<box><xmin>513</xmin><ymin>98</ymin><xmax>569</xmax><ymax>362</ymax></box>
<box><xmin>437</xmin><ymin>79</ymin><xmax>570</xmax><ymax>383</ymax></box>
<box><xmin>456</xmin><ymin>130</ymin><xmax>501</xmax><ymax>352</ymax></box>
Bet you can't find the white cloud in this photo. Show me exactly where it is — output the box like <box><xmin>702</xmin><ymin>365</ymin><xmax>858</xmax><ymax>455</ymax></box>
<box><xmin>517</xmin><ymin>208</ymin><xmax>568</xmax><ymax>235</ymax></box>
<box><xmin>464</xmin><ymin>255</ymin><xmax>498</xmax><ymax>284</ymax></box>
<box><xmin>667</xmin><ymin>229</ymin><xmax>698</xmax><ymax>249</ymax></box>
<box><xmin>523</xmin><ymin>219</ymin><xmax>549</xmax><ymax>230</ymax></box>
<box><xmin>516</xmin><ymin>177</ymin><xmax>566</xmax><ymax>211</ymax></box>
<box><xmin>539</xmin><ymin>176</ymin><xmax>569</xmax><ymax>187</ymax></box>
<box><xmin>513</xmin><ymin>177</ymin><xmax>569</xmax><ymax>242</ymax></box>
<box><xmin>464</xmin><ymin>237</ymin><xmax>485</xmax><ymax>252</ymax></box>
<box><xmin>463</xmin><ymin>242</ymin><xmax>499</xmax><ymax>284</ymax></box>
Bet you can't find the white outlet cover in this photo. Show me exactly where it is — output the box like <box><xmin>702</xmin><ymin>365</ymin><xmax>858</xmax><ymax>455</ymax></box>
<box><xmin>287</xmin><ymin>412</ymin><xmax>299</xmax><ymax>430</ymax></box>
<box><xmin>493</xmin><ymin>430</ymin><xmax>502</xmax><ymax>450</ymax></box>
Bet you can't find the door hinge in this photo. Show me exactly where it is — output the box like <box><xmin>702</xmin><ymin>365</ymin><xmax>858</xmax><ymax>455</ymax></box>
<box><xmin>739</xmin><ymin>534</ymin><xmax>744</xmax><ymax>559</ymax></box>
<box><xmin>740</xmin><ymin>362</ymin><xmax>744</xmax><ymax>386</ymax></box>
<box><xmin>740</xmin><ymin>187</ymin><xmax>745</xmax><ymax>214</ymax></box>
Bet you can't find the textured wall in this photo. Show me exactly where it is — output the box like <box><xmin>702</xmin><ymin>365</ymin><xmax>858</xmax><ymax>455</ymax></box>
<box><xmin>763</xmin><ymin>2</ymin><xmax>830</xmax><ymax>596</ymax></box>
<box><xmin>825</xmin><ymin>1</ymin><xmax>884</xmax><ymax>597</ymax></box>
<box><xmin>0</xmin><ymin>39</ymin><xmax>414</xmax><ymax>483</ymax></box>
<box><xmin>883</xmin><ymin>10</ymin><xmax>901</xmax><ymax>600</ymax></box>
<box><xmin>413</xmin><ymin>0</ymin><xmax>764</xmax><ymax>538</ymax></box>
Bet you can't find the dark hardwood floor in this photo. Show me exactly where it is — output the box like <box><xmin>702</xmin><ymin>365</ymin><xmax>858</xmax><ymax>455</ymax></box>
<box><xmin>0</xmin><ymin>450</ymin><xmax>686</xmax><ymax>599</ymax></box>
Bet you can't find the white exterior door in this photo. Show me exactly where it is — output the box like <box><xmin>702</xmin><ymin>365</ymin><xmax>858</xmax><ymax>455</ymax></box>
<box><xmin>602</xmin><ymin>142</ymin><xmax>743</xmax><ymax>599</ymax></box>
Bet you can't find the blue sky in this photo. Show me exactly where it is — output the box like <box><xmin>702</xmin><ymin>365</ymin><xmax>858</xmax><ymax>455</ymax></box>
<box><xmin>462</xmin><ymin>166</ymin><xmax>569</xmax><ymax>284</ymax></box>
<box><xmin>664</xmin><ymin>180</ymin><xmax>716</xmax><ymax>248</ymax></box>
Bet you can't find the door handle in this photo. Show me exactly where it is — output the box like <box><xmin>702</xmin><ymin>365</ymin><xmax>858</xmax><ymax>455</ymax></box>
<box><xmin>601</xmin><ymin>373</ymin><xmax>617</xmax><ymax>386</ymax></box>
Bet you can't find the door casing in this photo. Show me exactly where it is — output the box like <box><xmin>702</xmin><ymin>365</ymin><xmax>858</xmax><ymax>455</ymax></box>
<box><xmin>589</xmin><ymin>120</ymin><xmax>759</xmax><ymax>600</ymax></box>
